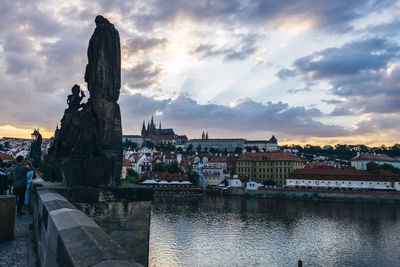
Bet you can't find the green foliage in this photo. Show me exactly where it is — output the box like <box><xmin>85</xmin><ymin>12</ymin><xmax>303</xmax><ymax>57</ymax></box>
<box><xmin>155</xmin><ymin>143</ymin><xmax>176</xmax><ymax>152</ymax></box>
<box><xmin>123</xmin><ymin>175</ymin><xmax>139</xmax><ymax>184</ymax></box>
<box><xmin>252</xmin><ymin>146</ymin><xmax>259</xmax><ymax>152</ymax></box>
<box><xmin>123</xmin><ymin>139</ymin><xmax>138</xmax><ymax>150</ymax></box>
<box><xmin>379</xmin><ymin>164</ymin><xmax>400</xmax><ymax>175</ymax></box>
<box><xmin>144</xmin><ymin>141</ymin><xmax>155</xmax><ymax>149</ymax></box>
<box><xmin>153</xmin><ymin>162</ymin><xmax>167</xmax><ymax>172</ymax></box>
<box><xmin>187</xmin><ymin>144</ymin><xmax>193</xmax><ymax>152</ymax></box>
<box><xmin>186</xmin><ymin>164</ymin><xmax>200</xmax><ymax>186</ymax></box>
<box><xmin>235</xmin><ymin>146</ymin><xmax>242</xmax><ymax>154</ymax></box>
<box><xmin>127</xmin><ymin>168</ymin><xmax>138</xmax><ymax>177</ymax></box>
<box><xmin>262</xmin><ymin>179</ymin><xmax>276</xmax><ymax>186</ymax></box>
<box><xmin>245</xmin><ymin>146</ymin><xmax>252</xmax><ymax>152</ymax></box>
<box><xmin>197</xmin><ymin>144</ymin><xmax>202</xmax><ymax>152</ymax></box>
<box><xmin>40</xmin><ymin>154</ymin><xmax>62</xmax><ymax>182</ymax></box>
<box><xmin>167</xmin><ymin>161</ymin><xmax>180</xmax><ymax>173</ymax></box>
<box><xmin>279</xmin><ymin>143</ymin><xmax>400</xmax><ymax>161</ymax></box>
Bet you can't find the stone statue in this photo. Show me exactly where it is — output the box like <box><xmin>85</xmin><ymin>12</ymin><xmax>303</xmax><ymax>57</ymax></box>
<box><xmin>85</xmin><ymin>15</ymin><xmax>121</xmax><ymax>102</ymax></box>
<box><xmin>67</xmin><ymin>84</ymin><xmax>85</xmax><ymax>111</ymax></box>
<box><xmin>50</xmin><ymin>16</ymin><xmax>123</xmax><ymax>187</ymax></box>
<box><xmin>30</xmin><ymin>129</ymin><xmax>42</xmax><ymax>168</ymax></box>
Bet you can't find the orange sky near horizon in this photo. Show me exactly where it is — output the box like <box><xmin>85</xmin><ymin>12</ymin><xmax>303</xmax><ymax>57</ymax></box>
<box><xmin>1</xmin><ymin>124</ymin><xmax>397</xmax><ymax>147</ymax></box>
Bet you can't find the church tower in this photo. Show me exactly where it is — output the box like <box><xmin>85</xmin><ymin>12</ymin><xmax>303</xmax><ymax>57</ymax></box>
<box><xmin>141</xmin><ymin>121</ymin><xmax>147</xmax><ymax>137</ymax></box>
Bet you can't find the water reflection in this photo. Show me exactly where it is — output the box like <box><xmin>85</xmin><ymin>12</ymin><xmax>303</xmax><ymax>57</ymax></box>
<box><xmin>149</xmin><ymin>195</ymin><xmax>400</xmax><ymax>267</ymax></box>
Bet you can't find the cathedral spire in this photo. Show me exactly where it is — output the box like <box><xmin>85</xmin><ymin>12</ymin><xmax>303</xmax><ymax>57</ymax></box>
<box><xmin>159</xmin><ymin>121</ymin><xmax>161</xmax><ymax>130</ymax></box>
<box><xmin>202</xmin><ymin>131</ymin><xmax>205</xmax><ymax>139</ymax></box>
<box><xmin>141</xmin><ymin>121</ymin><xmax>146</xmax><ymax>137</ymax></box>
<box><xmin>151</xmin><ymin>115</ymin><xmax>154</xmax><ymax>127</ymax></box>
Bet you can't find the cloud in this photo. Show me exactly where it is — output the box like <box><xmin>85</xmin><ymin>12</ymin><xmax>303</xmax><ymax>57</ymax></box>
<box><xmin>287</xmin><ymin>87</ymin><xmax>311</xmax><ymax>94</ymax></box>
<box><xmin>353</xmin><ymin>114</ymin><xmax>400</xmax><ymax>134</ymax></box>
<box><xmin>192</xmin><ymin>44</ymin><xmax>257</xmax><ymax>61</ymax></box>
<box><xmin>322</xmin><ymin>99</ymin><xmax>343</xmax><ymax>105</ymax></box>
<box><xmin>293</xmin><ymin>38</ymin><xmax>399</xmax><ymax>79</ymax></box>
<box><xmin>123</xmin><ymin>36</ymin><xmax>167</xmax><ymax>56</ymax></box>
<box><xmin>191</xmin><ymin>34</ymin><xmax>258</xmax><ymax>61</ymax></box>
<box><xmin>326</xmin><ymin>64</ymin><xmax>400</xmax><ymax>115</ymax></box>
<box><xmin>120</xmin><ymin>93</ymin><xmax>348</xmax><ymax>137</ymax></box>
<box><xmin>122</xmin><ymin>62</ymin><xmax>162</xmax><ymax>89</ymax></box>
<box><xmin>120</xmin><ymin>93</ymin><xmax>169</xmax><ymax>117</ymax></box>
<box><xmin>5</xmin><ymin>54</ymin><xmax>40</xmax><ymax>75</ymax></box>
<box><xmin>277</xmin><ymin>68</ymin><xmax>296</xmax><ymax>80</ymax></box>
<box><xmin>131</xmin><ymin>0</ymin><xmax>394</xmax><ymax>33</ymax></box>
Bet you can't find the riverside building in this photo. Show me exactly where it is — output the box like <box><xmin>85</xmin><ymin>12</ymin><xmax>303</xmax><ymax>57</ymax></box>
<box><xmin>287</xmin><ymin>161</ymin><xmax>400</xmax><ymax>191</ymax></box>
<box><xmin>236</xmin><ymin>152</ymin><xmax>305</xmax><ymax>186</ymax></box>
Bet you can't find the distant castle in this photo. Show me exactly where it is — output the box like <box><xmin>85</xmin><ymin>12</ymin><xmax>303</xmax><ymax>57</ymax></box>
<box><xmin>141</xmin><ymin>116</ymin><xmax>175</xmax><ymax>137</ymax></box>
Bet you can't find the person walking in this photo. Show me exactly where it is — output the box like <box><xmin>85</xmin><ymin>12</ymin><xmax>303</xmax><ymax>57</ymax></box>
<box><xmin>11</xmin><ymin>156</ymin><xmax>31</xmax><ymax>215</ymax></box>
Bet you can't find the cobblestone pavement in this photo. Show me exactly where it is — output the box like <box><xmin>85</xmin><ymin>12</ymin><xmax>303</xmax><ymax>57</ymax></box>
<box><xmin>0</xmin><ymin>206</ymin><xmax>37</xmax><ymax>267</ymax></box>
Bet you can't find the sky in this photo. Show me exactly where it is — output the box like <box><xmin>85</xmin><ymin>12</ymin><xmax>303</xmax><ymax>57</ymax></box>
<box><xmin>1</xmin><ymin>0</ymin><xmax>400</xmax><ymax>146</ymax></box>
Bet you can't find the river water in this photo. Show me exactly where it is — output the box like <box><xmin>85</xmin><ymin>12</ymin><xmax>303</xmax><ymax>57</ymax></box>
<box><xmin>149</xmin><ymin>195</ymin><xmax>400</xmax><ymax>267</ymax></box>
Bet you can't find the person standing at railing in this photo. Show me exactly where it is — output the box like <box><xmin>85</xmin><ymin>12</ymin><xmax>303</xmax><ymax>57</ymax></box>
<box><xmin>10</xmin><ymin>156</ymin><xmax>32</xmax><ymax>215</ymax></box>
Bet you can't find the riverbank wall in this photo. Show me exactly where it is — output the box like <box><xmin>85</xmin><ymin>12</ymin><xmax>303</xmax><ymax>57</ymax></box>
<box><xmin>32</xmin><ymin>182</ymin><xmax>153</xmax><ymax>266</ymax></box>
<box><xmin>230</xmin><ymin>187</ymin><xmax>400</xmax><ymax>203</ymax></box>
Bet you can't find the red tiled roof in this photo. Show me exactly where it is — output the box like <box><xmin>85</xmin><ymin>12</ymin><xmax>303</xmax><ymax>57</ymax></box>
<box><xmin>151</xmin><ymin>172</ymin><xmax>190</xmax><ymax>182</ymax></box>
<box><xmin>122</xmin><ymin>157</ymin><xmax>132</xmax><ymax>167</ymax></box>
<box><xmin>289</xmin><ymin>168</ymin><xmax>400</xmax><ymax>181</ymax></box>
<box><xmin>238</xmin><ymin>151</ymin><xmax>304</xmax><ymax>162</ymax></box>
<box><xmin>180</xmin><ymin>157</ymin><xmax>193</xmax><ymax>166</ymax></box>
<box><xmin>149</xmin><ymin>135</ymin><xmax>177</xmax><ymax>140</ymax></box>
<box><xmin>238</xmin><ymin>175</ymin><xmax>249</xmax><ymax>182</ymax></box>
<box><xmin>190</xmin><ymin>138</ymin><xmax>245</xmax><ymax>141</ymax></box>
<box><xmin>304</xmin><ymin>162</ymin><xmax>335</xmax><ymax>169</ymax></box>
<box><xmin>352</xmin><ymin>153</ymin><xmax>397</xmax><ymax>162</ymax></box>
<box><xmin>209</xmin><ymin>155</ymin><xmax>228</xmax><ymax>163</ymax></box>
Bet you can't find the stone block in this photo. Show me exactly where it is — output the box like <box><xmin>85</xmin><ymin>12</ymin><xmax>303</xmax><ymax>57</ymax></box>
<box><xmin>57</xmin><ymin>226</ymin><xmax>130</xmax><ymax>266</ymax></box>
<box><xmin>0</xmin><ymin>195</ymin><xmax>16</xmax><ymax>241</ymax></box>
<box><xmin>92</xmin><ymin>259</ymin><xmax>143</xmax><ymax>267</ymax></box>
<box><xmin>50</xmin><ymin>208</ymin><xmax>98</xmax><ymax>231</ymax></box>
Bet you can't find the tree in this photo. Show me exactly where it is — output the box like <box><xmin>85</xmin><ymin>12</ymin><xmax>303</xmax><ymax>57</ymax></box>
<box><xmin>124</xmin><ymin>168</ymin><xmax>139</xmax><ymax>184</ymax></box>
<box><xmin>379</xmin><ymin>164</ymin><xmax>400</xmax><ymax>175</ymax></box>
<box><xmin>152</xmin><ymin>162</ymin><xmax>167</xmax><ymax>172</ymax></box>
<box><xmin>186</xmin><ymin>164</ymin><xmax>200</xmax><ymax>186</ymax></box>
<box><xmin>40</xmin><ymin>154</ymin><xmax>62</xmax><ymax>182</ymax></box>
<box><xmin>252</xmin><ymin>146</ymin><xmax>259</xmax><ymax>152</ymax></box>
<box><xmin>235</xmin><ymin>146</ymin><xmax>242</xmax><ymax>154</ymax></box>
<box><xmin>197</xmin><ymin>144</ymin><xmax>202</xmax><ymax>152</ymax></box>
<box><xmin>123</xmin><ymin>139</ymin><xmax>137</xmax><ymax>150</ymax></box>
<box><xmin>187</xmin><ymin>144</ymin><xmax>193</xmax><ymax>152</ymax></box>
<box><xmin>210</xmin><ymin>147</ymin><xmax>216</xmax><ymax>154</ymax></box>
<box><xmin>262</xmin><ymin>179</ymin><xmax>276</xmax><ymax>186</ymax></box>
<box><xmin>167</xmin><ymin>161</ymin><xmax>180</xmax><ymax>173</ymax></box>
<box><xmin>144</xmin><ymin>141</ymin><xmax>154</xmax><ymax>149</ymax></box>
<box><xmin>245</xmin><ymin>146</ymin><xmax>252</xmax><ymax>152</ymax></box>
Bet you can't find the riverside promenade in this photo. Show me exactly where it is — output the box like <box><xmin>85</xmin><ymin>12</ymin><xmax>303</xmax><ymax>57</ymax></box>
<box><xmin>0</xmin><ymin>207</ymin><xmax>37</xmax><ymax>267</ymax></box>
